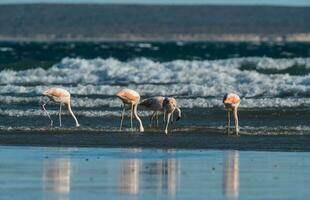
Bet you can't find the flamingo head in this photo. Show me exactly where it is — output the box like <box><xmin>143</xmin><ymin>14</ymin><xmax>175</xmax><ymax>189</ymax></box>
<box><xmin>223</xmin><ymin>93</ymin><xmax>229</xmax><ymax>104</ymax></box>
<box><xmin>42</xmin><ymin>89</ymin><xmax>51</xmax><ymax>97</ymax></box>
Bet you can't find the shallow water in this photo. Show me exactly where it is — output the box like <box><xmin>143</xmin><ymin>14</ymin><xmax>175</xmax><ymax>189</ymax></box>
<box><xmin>0</xmin><ymin>146</ymin><xmax>309</xmax><ymax>200</ymax></box>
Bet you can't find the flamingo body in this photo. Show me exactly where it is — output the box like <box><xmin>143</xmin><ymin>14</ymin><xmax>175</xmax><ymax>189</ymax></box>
<box><xmin>139</xmin><ymin>96</ymin><xmax>165</xmax><ymax>127</ymax></box>
<box><xmin>139</xmin><ymin>96</ymin><xmax>165</xmax><ymax>112</ymax></box>
<box><xmin>223</xmin><ymin>93</ymin><xmax>240</xmax><ymax>135</ymax></box>
<box><xmin>223</xmin><ymin>93</ymin><xmax>240</xmax><ymax>109</ymax></box>
<box><xmin>42</xmin><ymin>87</ymin><xmax>80</xmax><ymax>127</ymax></box>
<box><xmin>43</xmin><ymin>88</ymin><xmax>71</xmax><ymax>103</ymax></box>
<box><xmin>116</xmin><ymin>89</ymin><xmax>140</xmax><ymax>105</ymax></box>
<box><xmin>116</xmin><ymin>89</ymin><xmax>144</xmax><ymax>132</ymax></box>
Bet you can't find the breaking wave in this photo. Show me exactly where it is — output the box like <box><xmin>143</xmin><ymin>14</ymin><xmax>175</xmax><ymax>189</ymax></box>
<box><xmin>1</xmin><ymin>57</ymin><xmax>310</xmax><ymax>109</ymax></box>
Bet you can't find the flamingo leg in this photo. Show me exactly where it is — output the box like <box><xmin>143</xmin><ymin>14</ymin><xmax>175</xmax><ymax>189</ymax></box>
<box><xmin>149</xmin><ymin>114</ymin><xmax>152</xmax><ymax>128</ymax></box>
<box><xmin>156</xmin><ymin>112</ymin><xmax>159</xmax><ymax>127</ymax></box>
<box><xmin>171</xmin><ymin>111</ymin><xmax>174</xmax><ymax>124</ymax></box>
<box><xmin>226</xmin><ymin>110</ymin><xmax>230</xmax><ymax>135</ymax></box>
<box><xmin>41</xmin><ymin>102</ymin><xmax>53</xmax><ymax>126</ymax></box>
<box><xmin>130</xmin><ymin>103</ymin><xmax>134</xmax><ymax>131</ymax></box>
<box><xmin>120</xmin><ymin>105</ymin><xmax>126</xmax><ymax>131</ymax></box>
<box><xmin>150</xmin><ymin>111</ymin><xmax>156</xmax><ymax>128</ymax></box>
<box><xmin>163</xmin><ymin>109</ymin><xmax>166</xmax><ymax>124</ymax></box>
<box><xmin>234</xmin><ymin>108</ymin><xmax>239</xmax><ymax>135</ymax></box>
<box><xmin>59</xmin><ymin>103</ymin><xmax>62</xmax><ymax>127</ymax></box>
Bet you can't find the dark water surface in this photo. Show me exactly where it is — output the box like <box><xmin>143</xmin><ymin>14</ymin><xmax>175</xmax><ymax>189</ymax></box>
<box><xmin>1</xmin><ymin>42</ymin><xmax>310</xmax><ymax>69</ymax></box>
<box><xmin>0</xmin><ymin>146</ymin><xmax>309</xmax><ymax>200</ymax></box>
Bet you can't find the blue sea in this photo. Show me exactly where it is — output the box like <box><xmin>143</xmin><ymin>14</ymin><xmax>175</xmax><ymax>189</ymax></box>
<box><xmin>0</xmin><ymin>42</ymin><xmax>310</xmax><ymax>134</ymax></box>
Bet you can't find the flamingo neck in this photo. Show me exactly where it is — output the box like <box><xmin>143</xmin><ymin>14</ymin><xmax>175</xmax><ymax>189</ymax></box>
<box><xmin>133</xmin><ymin>103</ymin><xmax>144</xmax><ymax>132</ymax></box>
<box><xmin>67</xmin><ymin>103</ymin><xmax>80</xmax><ymax>127</ymax></box>
<box><xmin>176</xmin><ymin>107</ymin><xmax>181</xmax><ymax>118</ymax></box>
<box><xmin>165</xmin><ymin>112</ymin><xmax>171</xmax><ymax>134</ymax></box>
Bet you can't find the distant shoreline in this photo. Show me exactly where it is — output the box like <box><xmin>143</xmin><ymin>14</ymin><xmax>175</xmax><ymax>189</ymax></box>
<box><xmin>1</xmin><ymin>34</ymin><xmax>310</xmax><ymax>42</ymax></box>
<box><xmin>1</xmin><ymin>3</ymin><xmax>310</xmax><ymax>7</ymax></box>
<box><xmin>0</xmin><ymin>4</ymin><xmax>309</xmax><ymax>42</ymax></box>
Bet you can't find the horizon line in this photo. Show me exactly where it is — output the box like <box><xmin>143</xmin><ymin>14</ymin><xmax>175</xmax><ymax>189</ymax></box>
<box><xmin>0</xmin><ymin>2</ymin><xmax>310</xmax><ymax>7</ymax></box>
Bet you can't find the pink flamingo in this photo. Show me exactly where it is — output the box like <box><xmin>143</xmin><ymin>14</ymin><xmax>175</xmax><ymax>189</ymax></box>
<box><xmin>223</xmin><ymin>93</ymin><xmax>240</xmax><ymax>135</ymax></box>
<box><xmin>41</xmin><ymin>87</ymin><xmax>80</xmax><ymax>127</ymax></box>
<box><xmin>139</xmin><ymin>96</ymin><xmax>165</xmax><ymax>127</ymax></box>
<box><xmin>115</xmin><ymin>89</ymin><xmax>144</xmax><ymax>132</ymax></box>
<box><xmin>163</xmin><ymin>97</ymin><xmax>181</xmax><ymax>134</ymax></box>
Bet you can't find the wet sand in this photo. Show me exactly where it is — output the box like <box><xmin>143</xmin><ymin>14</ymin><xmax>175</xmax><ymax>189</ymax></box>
<box><xmin>0</xmin><ymin>127</ymin><xmax>310</xmax><ymax>151</ymax></box>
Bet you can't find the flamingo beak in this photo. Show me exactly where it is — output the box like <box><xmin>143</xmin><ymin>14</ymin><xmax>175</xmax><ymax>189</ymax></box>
<box><xmin>176</xmin><ymin>116</ymin><xmax>181</xmax><ymax>121</ymax></box>
<box><xmin>39</xmin><ymin>96</ymin><xmax>46</xmax><ymax>110</ymax></box>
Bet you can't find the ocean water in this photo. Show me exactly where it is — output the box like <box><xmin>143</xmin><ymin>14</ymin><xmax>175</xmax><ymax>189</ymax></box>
<box><xmin>0</xmin><ymin>42</ymin><xmax>310</xmax><ymax>134</ymax></box>
<box><xmin>1</xmin><ymin>146</ymin><xmax>310</xmax><ymax>200</ymax></box>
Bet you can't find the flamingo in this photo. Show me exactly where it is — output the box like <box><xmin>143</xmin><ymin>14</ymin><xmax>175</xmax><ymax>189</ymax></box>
<box><xmin>115</xmin><ymin>88</ymin><xmax>144</xmax><ymax>132</ymax></box>
<box><xmin>163</xmin><ymin>97</ymin><xmax>181</xmax><ymax>134</ymax></box>
<box><xmin>41</xmin><ymin>87</ymin><xmax>80</xmax><ymax>127</ymax></box>
<box><xmin>223</xmin><ymin>93</ymin><xmax>240</xmax><ymax>135</ymax></box>
<box><xmin>139</xmin><ymin>96</ymin><xmax>165</xmax><ymax>127</ymax></box>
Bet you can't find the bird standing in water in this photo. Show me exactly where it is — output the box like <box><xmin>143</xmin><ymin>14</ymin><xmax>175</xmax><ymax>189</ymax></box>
<box><xmin>139</xmin><ymin>96</ymin><xmax>165</xmax><ymax>127</ymax></box>
<box><xmin>116</xmin><ymin>88</ymin><xmax>144</xmax><ymax>132</ymax></box>
<box><xmin>163</xmin><ymin>97</ymin><xmax>181</xmax><ymax>134</ymax></box>
<box><xmin>41</xmin><ymin>87</ymin><xmax>80</xmax><ymax>127</ymax></box>
<box><xmin>223</xmin><ymin>93</ymin><xmax>240</xmax><ymax>135</ymax></box>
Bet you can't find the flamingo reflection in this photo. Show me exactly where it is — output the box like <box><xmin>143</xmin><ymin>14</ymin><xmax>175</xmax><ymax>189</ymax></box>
<box><xmin>223</xmin><ymin>150</ymin><xmax>239</xmax><ymax>199</ymax></box>
<box><xmin>118</xmin><ymin>150</ymin><xmax>180</xmax><ymax>197</ymax></box>
<box><xmin>166</xmin><ymin>159</ymin><xmax>178</xmax><ymax>198</ymax></box>
<box><xmin>119</xmin><ymin>159</ymin><xmax>140</xmax><ymax>194</ymax></box>
<box><xmin>141</xmin><ymin>151</ymin><xmax>180</xmax><ymax>197</ymax></box>
<box><xmin>43</xmin><ymin>158</ymin><xmax>71</xmax><ymax>193</ymax></box>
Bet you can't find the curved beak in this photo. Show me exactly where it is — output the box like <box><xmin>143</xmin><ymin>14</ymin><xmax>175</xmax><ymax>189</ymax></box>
<box><xmin>176</xmin><ymin>116</ymin><xmax>181</xmax><ymax>121</ymax></box>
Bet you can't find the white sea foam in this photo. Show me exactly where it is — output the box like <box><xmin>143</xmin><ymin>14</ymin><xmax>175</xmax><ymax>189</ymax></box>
<box><xmin>0</xmin><ymin>47</ymin><xmax>13</xmax><ymax>52</ymax></box>
<box><xmin>178</xmin><ymin>97</ymin><xmax>310</xmax><ymax>108</ymax></box>
<box><xmin>137</xmin><ymin>43</ymin><xmax>152</xmax><ymax>48</ymax></box>
<box><xmin>0</xmin><ymin>96</ymin><xmax>38</xmax><ymax>104</ymax></box>
<box><xmin>0</xmin><ymin>108</ymin><xmax>151</xmax><ymax>117</ymax></box>
<box><xmin>1</xmin><ymin>57</ymin><xmax>310</xmax><ymax>108</ymax></box>
<box><xmin>1</xmin><ymin>94</ymin><xmax>309</xmax><ymax>109</ymax></box>
<box><xmin>0</xmin><ymin>95</ymin><xmax>122</xmax><ymax>108</ymax></box>
<box><xmin>0</xmin><ymin>124</ymin><xmax>309</xmax><ymax>135</ymax></box>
